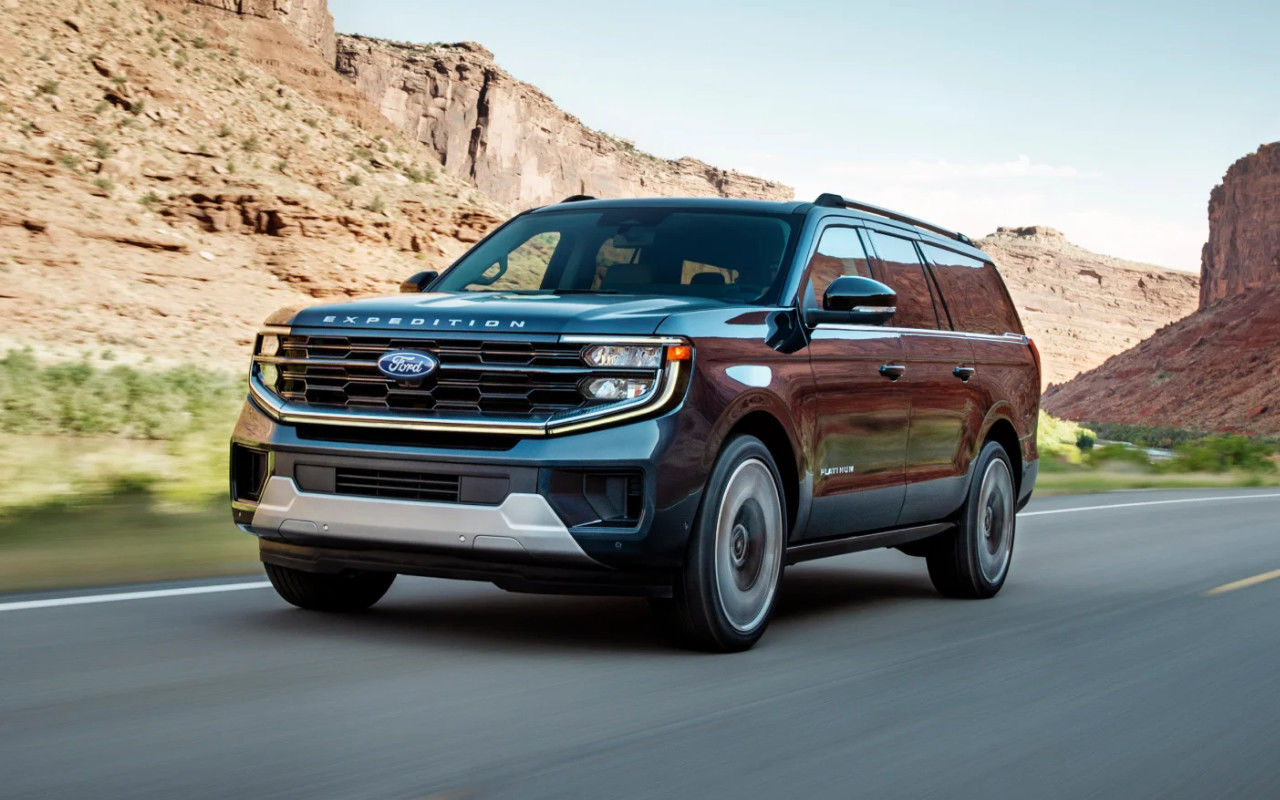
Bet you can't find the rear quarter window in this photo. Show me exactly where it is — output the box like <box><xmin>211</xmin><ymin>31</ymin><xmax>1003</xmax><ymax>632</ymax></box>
<box><xmin>921</xmin><ymin>244</ymin><xmax>1023</xmax><ymax>336</ymax></box>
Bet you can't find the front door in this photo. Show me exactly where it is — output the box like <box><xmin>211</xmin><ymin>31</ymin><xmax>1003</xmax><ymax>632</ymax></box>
<box><xmin>799</xmin><ymin>226</ymin><xmax>908</xmax><ymax>537</ymax></box>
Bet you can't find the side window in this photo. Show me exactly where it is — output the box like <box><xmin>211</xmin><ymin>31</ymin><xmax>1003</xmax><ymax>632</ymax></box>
<box><xmin>865</xmin><ymin>231</ymin><xmax>940</xmax><ymax>330</ymax></box>
<box><xmin>465</xmin><ymin>231</ymin><xmax>561</xmax><ymax>291</ymax></box>
<box><xmin>921</xmin><ymin>244</ymin><xmax>1024</xmax><ymax>336</ymax></box>
<box><xmin>804</xmin><ymin>226</ymin><xmax>872</xmax><ymax>307</ymax></box>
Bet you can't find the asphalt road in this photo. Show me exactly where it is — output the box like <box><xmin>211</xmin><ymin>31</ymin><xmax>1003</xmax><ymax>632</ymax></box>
<box><xmin>4</xmin><ymin>489</ymin><xmax>1280</xmax><ymax>799</ymax></box>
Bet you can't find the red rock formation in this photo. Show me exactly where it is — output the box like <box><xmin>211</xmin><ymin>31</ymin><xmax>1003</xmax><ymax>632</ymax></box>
<box><xmin>1047</xmin><ymin>142</ymin><xmax>1280</xmax><ymax>434</ymax></box>
<box><xmin>188</xmin><ymin>0</ymin><xmax>334</xmax><ymax>63</ymax></box>
<box><xmin>1200</xmin><ymin>142</ymin><xmax>1280</xmax><ymax>306</ymax></box>
<box><xmin>979</xmin><ymin>226</ymin><xmax>1198</xmax><ymax>387</ymax></box>
<box><xmin>333</xmin><ymin>37</ymin><xmax>793</xmax><ymax>208</ymax></box>
<box><xmin>1043</xmin><ymin>283</ymin><xmax>1280</xmax><ymax>435</ymax></box>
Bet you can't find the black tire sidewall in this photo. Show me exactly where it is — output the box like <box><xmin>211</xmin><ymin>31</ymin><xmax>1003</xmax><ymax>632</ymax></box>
<box><xmin>960</xmin><ymin>441</ymin><xmax>1016</xmax><ymax>595</ymax></box>
<box><xmin>680</xmin><ymin>435</ymin><xmax>788</xmax><ymax>650</ymax></box>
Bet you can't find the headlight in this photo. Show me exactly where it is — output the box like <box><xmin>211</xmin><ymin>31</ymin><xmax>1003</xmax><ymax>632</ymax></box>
<box><xmin>259</xmin><ymin>334</ymin><xmax>280</xmax><ymax>357</ymax></box>
<box><xmin>581</xmin><ymin>377</ymin><xmax>654</xmax><ymax>401</ymax></box>
<box><xmin>582</xmin><ymin>344</ymin><xmax>662</xmax><ymax>369</ymax></box>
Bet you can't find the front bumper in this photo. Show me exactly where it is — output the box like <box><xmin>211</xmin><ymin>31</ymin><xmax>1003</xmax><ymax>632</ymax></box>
<box><xmin>251</xmin><ymin>475</ymin><xmax>596</xmax><ymax>564</ymax></box>
<box><xmin>231</xmin><ymin>396</ymin><xmax>707</xmax><ymax>576</ymax></box>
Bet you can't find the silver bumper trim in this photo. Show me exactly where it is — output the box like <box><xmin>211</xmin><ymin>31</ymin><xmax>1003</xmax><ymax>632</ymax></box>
<box><xmin>248</xmin><ymin>477</ymin><xmax>599</xmax><ymax>566</ymax></box>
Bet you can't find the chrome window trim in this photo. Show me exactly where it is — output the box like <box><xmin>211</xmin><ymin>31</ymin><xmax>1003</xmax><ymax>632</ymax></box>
<box><xmin>813</xmin><ymin>323</ymin><xmax>1027</xmax><ymax>343</ymax></box>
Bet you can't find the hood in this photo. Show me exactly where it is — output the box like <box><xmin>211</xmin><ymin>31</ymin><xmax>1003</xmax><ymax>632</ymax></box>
<box><xmin>285</xmin><ymin>292</ymin><xmax>728</xmax><ymax>336</ymax></box>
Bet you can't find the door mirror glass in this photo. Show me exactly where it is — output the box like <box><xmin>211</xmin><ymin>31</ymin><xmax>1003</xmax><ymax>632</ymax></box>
<box><xmin>820</xmin><ymin>275</ymin><xmax>896</xmax><ymax>325</ymax></box>
<box><xmin>399</xmin><ymin>270</ymin><xmax>439</xmax><ymax>293</ymax></box>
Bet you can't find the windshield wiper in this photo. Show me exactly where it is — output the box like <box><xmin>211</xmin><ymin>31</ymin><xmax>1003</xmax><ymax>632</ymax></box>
<box><xmin>549</xmin><ymin>289</ymin><xmax>619</xmax><ymax>295</ymax></box>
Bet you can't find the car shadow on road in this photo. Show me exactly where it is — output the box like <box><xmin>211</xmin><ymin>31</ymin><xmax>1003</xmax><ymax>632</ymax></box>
<box><xmin>773</xmin><ymin>561</ymin><xmax>938</xmax><ymax>625</ymax></box>
<box><xmin>243</xmin><ymin>559</ymin><xmax>938</xmax><ymax>655</ymax></box>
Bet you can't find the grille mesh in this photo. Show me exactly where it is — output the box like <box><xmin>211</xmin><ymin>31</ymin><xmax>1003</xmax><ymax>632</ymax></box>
<box><xmin>275</xmin><ymin>335</ymin><xmax>597</xmax><ymax>417</ymax></box>
<box><xmin>333</xmin><ymin>467</ymin><xmax>460</xmax><ymax>502</ymax></box>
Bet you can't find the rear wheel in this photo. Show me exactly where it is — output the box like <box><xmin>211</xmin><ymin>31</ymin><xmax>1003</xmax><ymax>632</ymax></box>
<box><xmin>653</xmin><ymin>436</ymin><xmax>786</xmax><ymax>652</ymax></box>
<box><xmin>926</xmin><ymin>441</ymin><xmax>1016</xmax><ymax>598</ymax></box>
<box><xmin>264</xmin><ymin>563</ymin><xmax>395</xmax><ymax>612</ymax></box>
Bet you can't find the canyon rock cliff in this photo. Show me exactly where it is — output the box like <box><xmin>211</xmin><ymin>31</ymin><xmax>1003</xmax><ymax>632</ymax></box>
<box><xmin>1042</xmin><ymin>283</ymin><xmax>1280</xmax><ymax>435</ymax></box>
<box><xmin>1200</xmin><ymin>142</ymin><xmax>1280</xmax><ymax>307</ymax></box>
<box><xmin>1</xmin><ymin>0</ymin><xmax>501</xmax><ymax>368</ymax></box>
<box><xmin>188</xmin><ymin>0</ymin><xmax>335</xmax><ymax>63</ymax></box>
<box><xmin>980</xmin><ymin>226</ymin><xmax>1199</xmax><ymax>387</ymax></box>
<box><xmin>1046</xmin><ymin>141</ymin><xmax>1280</xmax><ymax>434</ymax></box>
<box><xmin>333</xmin><ymin>36</ymin><xmax>793</xmax><ymax>208</ymax></box>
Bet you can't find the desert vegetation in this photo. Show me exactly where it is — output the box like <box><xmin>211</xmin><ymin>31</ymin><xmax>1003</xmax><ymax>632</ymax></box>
<box><xmin>1035</xmin><ymin>411</ymin><xmax>1279</xmax><ymax>494</ymax></box>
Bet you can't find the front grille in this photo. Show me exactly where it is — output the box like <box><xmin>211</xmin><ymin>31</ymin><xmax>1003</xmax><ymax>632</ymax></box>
<box><xmin>334</xmin><ymin>467</ymin><xmax>460</xmax><ymax>502</ymax></box>
<box><xmin>274</xmin><ymin>334</ymin><xmax>601</xmax><ymax>418</ymax></box>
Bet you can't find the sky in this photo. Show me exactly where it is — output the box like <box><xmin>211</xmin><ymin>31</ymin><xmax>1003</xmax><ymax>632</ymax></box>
<box><xmin>330</xmin><ymin>0</ymin><xmax>1280</xmax><ymax>272</ymax></box>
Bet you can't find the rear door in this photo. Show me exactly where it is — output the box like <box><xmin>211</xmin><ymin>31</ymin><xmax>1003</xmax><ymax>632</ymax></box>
<box><xmin>800</xmin><ymin>225</ymin><xmax>908</xmax><ymax>537</ymax></box>
<box><xmin>864</xmin><ymin>229</ymin><xmax>976</xmax><ymax>526</ymax></box>
<box><xmin>924</xmin><ymin>244</ymin><xmax>1038</xmax><ymax>468</ymax></box>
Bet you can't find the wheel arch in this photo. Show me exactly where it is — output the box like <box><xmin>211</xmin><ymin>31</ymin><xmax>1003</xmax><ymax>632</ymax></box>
<box><xmin>980</xmin><ymin>415</ymin><xmax>1023</xmax><ymax>495</ymax></box>
<box><xmin>721</xmin><ymin>409</ymin><xmax>803</xmax><ymax>533</ymax></box>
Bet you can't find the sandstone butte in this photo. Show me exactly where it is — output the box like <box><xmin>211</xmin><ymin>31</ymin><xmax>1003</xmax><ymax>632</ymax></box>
<box><xmin>1046</xmin><ymin>143</ymin><xmax>1280</xmax><ymax>435</ymax></box>
<box><xmin>0</xmin><ymin>0</ymin><xmax>1198</xmax><ymax>386</ymax></box>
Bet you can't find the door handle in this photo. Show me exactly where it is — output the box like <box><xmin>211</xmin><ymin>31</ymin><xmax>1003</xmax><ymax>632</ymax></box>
<box><xmin>879</xmin><ymin>364</ymin><xmax>906</xmax><ymax>381</ymax></box>
<box><xmin>953</xmin><ymin>365</ymin><xmax>976</xmax><ymax>382</ymax></box>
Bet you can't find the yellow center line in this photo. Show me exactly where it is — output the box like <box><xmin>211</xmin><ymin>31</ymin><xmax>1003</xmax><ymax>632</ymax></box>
<box><xmin>1204</xmin><ymin>568</ymin><xmax>1280</xmax><ymax>596</ymax></box>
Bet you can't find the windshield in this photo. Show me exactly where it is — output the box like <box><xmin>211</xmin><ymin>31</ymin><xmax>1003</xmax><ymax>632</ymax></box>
<box><xmin>433</xmin><ymin>208</ymin><xmax>799</xmax><ymax>304</ymax></box>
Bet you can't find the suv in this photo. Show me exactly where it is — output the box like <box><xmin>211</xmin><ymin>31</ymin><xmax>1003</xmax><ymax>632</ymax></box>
<box><xmin>231</xmin><ymin>194</ymin><xmax>1040</xmax><ymax>651</ymax></box>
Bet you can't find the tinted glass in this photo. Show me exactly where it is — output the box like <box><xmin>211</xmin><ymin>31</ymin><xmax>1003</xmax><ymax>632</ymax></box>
<box><xmin>922</xmin><ymin>244</ymin><xmax>1024</xmax><ymax>335</ymax></box>
<box><xmin>434</xmin><ymin>209</ymin><xmax>797</xmax><ymax>304</ymax></box>
<box><xmin>805</xmin><ymin>226</ymin><xmax>872</xmax><ymax>306</ymax></box>
<box><xmin>866</xmin><ymin>231</ymin><xmax>940</xmax><ymax>330</ymax></box>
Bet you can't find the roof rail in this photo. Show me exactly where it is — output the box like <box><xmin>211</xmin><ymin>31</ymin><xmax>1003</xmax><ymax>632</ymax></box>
<box><xmin>813</xmin><ymin>193</ymin><xmax>973</xmax><ymax>246</ymax></box>
<box><xmin>559</xmin><ymin>194</ymin><xmax>596</xmax><ymax>203</ymax></box>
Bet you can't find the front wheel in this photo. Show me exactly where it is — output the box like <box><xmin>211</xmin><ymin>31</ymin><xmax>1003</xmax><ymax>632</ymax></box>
<box><xmin>653</xmin><ymin>435</ymin><xmax>787</xmax><ymax>652</ymax></box>
<box><xmin>926</xmin><ymin>441</ymin><xmax>1017</xmax><ymax>599</ymax></box>
<box><xmin>264</xmin><ymin>563</ymin><xmax>395</xmax><ymax>612</ymax></box>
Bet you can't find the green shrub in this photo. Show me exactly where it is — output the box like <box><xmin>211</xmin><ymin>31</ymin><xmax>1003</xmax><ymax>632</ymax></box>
<box><xmin>1084</xmin><ymin>421</ymin><xmax>1207</xmax><ymax>450</ymax></box>
<box><xmin>1087</xmin><ymin>442</ymin><xmax>1151</xmax><ymax>467</ymax></box>
<box><xmin>1036</xmin><ymin>411</ymin><xmax>1095</xmax><ymax>464</ymax></box>
<box><xmin>1169</xmin><ymin>436</ymin><xmax>1277</xmax><ymax>473</ymax></box>
<box><xmin>0</xmin><ymin>350</ymin><xmax>241</xmax><ymax>440</ymax></box>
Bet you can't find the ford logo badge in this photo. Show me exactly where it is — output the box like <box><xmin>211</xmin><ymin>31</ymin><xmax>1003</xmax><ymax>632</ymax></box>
<box><xmin>376</xmin><ymin>350</ymin><xmax>439</xmax><ymax>383</ymax></box>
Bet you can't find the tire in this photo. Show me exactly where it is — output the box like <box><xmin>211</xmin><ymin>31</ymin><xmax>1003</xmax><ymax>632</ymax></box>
<box><xmin>653</xmin><ymin>435</ymin><xmax>787</xmax><ymax>652</ymax></box>
<box><xmin>926</xmin><ymin>440</ymin><xmax>1017</xmax><ymax>599</ymax></box>
<box><xmin>264</xmin><ymin>563</ymin><xmax>396</xmax><ymax>612</ymax></box>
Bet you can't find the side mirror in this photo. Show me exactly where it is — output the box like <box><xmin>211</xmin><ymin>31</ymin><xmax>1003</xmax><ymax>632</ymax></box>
<box><xmin>399</xmin><ymin>270</ymin><xmax>439</xmax><ymax>293</ymax></box>
<box><xmin>811</xmin><ymin>275</ymin><xmax>896</xmax><ymax>326</ymax></box>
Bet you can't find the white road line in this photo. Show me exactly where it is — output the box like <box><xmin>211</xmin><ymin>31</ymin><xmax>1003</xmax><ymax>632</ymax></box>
<box><xmin>1021</xmin><ymin>492</ymin><xmax>1280</xmax><ymax>518</ymax></box>
<box><xmin>0</xmin><ymin>581</ymin><xmax>270</xmax><ymax>613</ymax></box>
<box><xmin>5</xmin><ymin>493</ymin><xmax>1279</xmax><ymax>613</ymax></box>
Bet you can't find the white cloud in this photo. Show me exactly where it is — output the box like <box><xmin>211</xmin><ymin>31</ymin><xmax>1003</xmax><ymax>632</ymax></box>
<box><xmin>754</xmin><ymin>154</ymin><xmax>1203</xmax><ymax>272</ymax></box>
<box><xmin>821</xmin><ymin>154</ymin><xmax>1092</xmax><ymax>184</ymax></box>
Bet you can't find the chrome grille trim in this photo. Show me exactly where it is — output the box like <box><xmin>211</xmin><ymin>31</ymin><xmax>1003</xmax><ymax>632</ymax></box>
<box><xmin>247</xmin><ymin>332</ymin><xmax>688</xmax><ymax>436</ymax></box>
